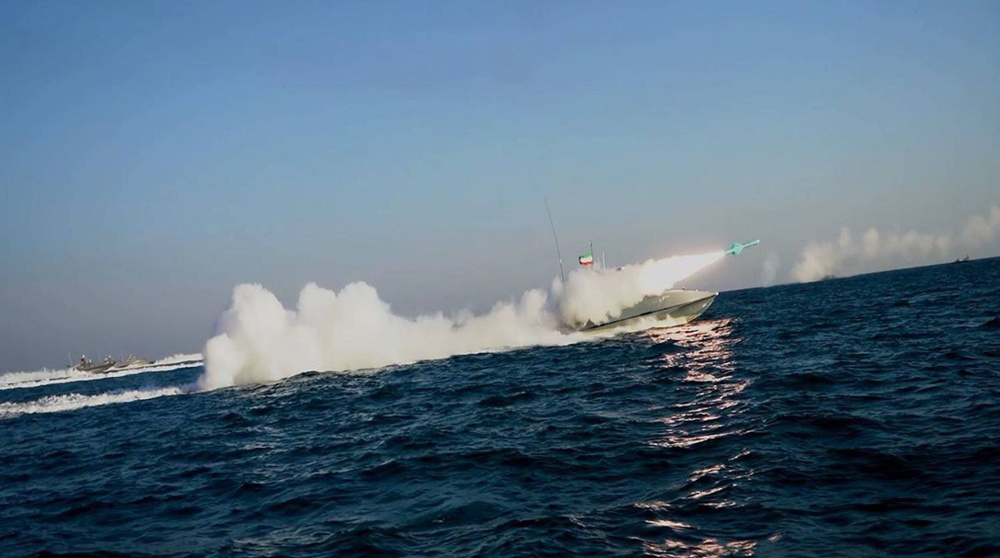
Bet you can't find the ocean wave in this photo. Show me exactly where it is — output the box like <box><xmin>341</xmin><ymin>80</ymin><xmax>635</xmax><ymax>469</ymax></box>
<box><xmin>0</xmin><ymin>354</ymin><xmax>203</xmax><ymax>391</ymax></box>
<box><xmin>0</xmin><ymin>386</ymin><xmax>187</xmax><ymax>418</ymax></box>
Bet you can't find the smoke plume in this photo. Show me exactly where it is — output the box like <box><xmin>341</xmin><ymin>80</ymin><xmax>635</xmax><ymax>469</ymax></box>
<box><xmin>760</xmin><ymin>252</ymin><xmax>781</xmax><ymax>287</ymax></box>
<box><xmin>198</xmin><ymin>251</ymin><xmax>725</xmax><ymax>390</ymax></box>
<box><xmin>792</xmin><ymin>205</ymin><xmax>1000</xmax><ymax>282</ymax></box>
<box><xmin>557</xmin><ymin>252</ymin><xmax>724</xmax><ymax>326</ymax></box>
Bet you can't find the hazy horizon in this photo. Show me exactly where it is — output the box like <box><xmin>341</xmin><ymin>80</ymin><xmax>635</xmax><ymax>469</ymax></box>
<box><xmin>2</xmin><ymin>2</ymin><xmax>998</xmax><ymax>372</ymax></box>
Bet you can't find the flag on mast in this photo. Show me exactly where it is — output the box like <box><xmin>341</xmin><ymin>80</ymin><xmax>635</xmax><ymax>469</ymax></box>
<box><xmin>578</xmin><ymin>253</ymin><xmax>594</xmax><ymax>266</ymax></box>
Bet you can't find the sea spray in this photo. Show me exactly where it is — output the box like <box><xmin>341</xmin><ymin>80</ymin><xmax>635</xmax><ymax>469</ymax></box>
<box><xmin>0</xmin><ymin>386</ymin><xmax>187</xmax><ymax>418</ymax></box>
<box><xmin>199</xmin><ymin>250</ymin><xmax>727</xmax><ymax>389</ymax></box>
<box><xmin>0</xmin><ymin>353</ymin><xmax>204</xmax><ymax>392</ymax></box>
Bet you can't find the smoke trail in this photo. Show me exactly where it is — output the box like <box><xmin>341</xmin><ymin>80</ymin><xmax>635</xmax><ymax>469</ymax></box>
<box><xmin>199</xmin><ymin>251</ymin><xmax>726</xmax><ymax>390</ymax></box>
<box><xmin>199</xmin><ymin>283</ymin><xmax>571</xmax><ymax>390</ymax></box>
<box><xmin>792</xmin><ymin>206</ymin><xmax>1000</xmax><ymax>282</ymax></box>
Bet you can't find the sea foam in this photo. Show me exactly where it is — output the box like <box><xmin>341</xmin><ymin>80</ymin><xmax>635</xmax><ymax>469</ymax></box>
<box><xmin>0</xmin><ymin>387</ymin><xmax>187</xmax><ymax>419</ymax></box>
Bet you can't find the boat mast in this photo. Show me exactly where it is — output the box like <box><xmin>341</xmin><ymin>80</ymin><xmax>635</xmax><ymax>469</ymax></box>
<box><xmin>544</xmin><ymin>198</ymin><xmax>566</xmax><ymax>284</ymax></box>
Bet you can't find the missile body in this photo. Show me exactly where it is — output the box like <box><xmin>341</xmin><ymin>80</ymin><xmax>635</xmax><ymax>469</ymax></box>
<box><xmin>725</xmin><ymin>239</ymin><xmax>761</xmax><ymax>256</ymax></box>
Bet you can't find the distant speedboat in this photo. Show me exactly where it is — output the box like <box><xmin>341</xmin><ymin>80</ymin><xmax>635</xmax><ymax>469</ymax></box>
<box><xmin>578</xmin><ymin>289</ymin><xmax>718</xmax><ymax>332</ymax></box>
<box><xmin>108</xmin><ymin>355</ymin><xmax>153</xmax><ymax>371</ymax></box>
<box><xmin>74</xmin><ymin>354</ymin><xmax>153</xmax><ymax>373</ymax></box>
<box><xmin>953</xmin><ymin>255</ymin><xmax>971</xmax><ymax>264</ymax></box>
<box><xmin>75</xmin><ymin>356</ymin><xmax>116</xmax><ymax>374</ymax></box>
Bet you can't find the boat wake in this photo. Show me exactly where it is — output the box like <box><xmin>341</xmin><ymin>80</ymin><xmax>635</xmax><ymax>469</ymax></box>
<box><xmin>0</xmin><ymin>354</ymin><xmax>203</xmax><ymax>392</ymax></box>
<box><xmin>0</xmin><ymin>386</ymin><xmax>189</xmax><ymax>419</ymax></box>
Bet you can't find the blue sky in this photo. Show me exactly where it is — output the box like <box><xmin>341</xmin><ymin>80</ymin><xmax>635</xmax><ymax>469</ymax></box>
<box><xmin>2</xmin><ymin>1</ymin><xmax>998</xmax><ymax>371</ymax></box>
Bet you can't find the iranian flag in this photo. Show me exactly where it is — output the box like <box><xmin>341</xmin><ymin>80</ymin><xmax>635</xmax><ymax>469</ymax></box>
<box><xmin>578</xmin><ymin>253</ymin><xmax>594</xmax><ymax>266</ymax></box>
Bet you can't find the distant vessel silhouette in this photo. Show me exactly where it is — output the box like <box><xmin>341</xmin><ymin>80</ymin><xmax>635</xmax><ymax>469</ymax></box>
<box><xmin>74</xmin><ymin>354</ymin><xmax>153</xmax><ymax>373</ymax></box>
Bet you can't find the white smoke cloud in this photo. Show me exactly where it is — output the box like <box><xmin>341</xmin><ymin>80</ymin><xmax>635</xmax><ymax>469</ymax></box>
<box><xmin>557</xmin><ymin>252</ymin><xmax>724</xmax><ymax>326</ymax></box>
<box><xmin>198</xmin><ymin>251</ymin><xmax>726</xmax><ymax>390</ymax></box>
<box><xmin>792</xmin><ymin>205</ymin><xmax>1000</xmax><ymax>282</ymax></box>
<box><xmin>199</xmin><ymin>282</ymin><xmax>570</xmax><ymax>390</ymax></box>
<box><xmin>760</xmin><ymin>252</ymin><xmax>781</xmax><ymax>287</ymax></box>
<box><xmin>962</xmin><ymin>206</ymin><xmax>1000</xmax><ymax>245</ymax></box>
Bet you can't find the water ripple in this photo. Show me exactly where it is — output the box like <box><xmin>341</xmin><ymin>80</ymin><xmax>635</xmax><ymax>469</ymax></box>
<box><xmin>2</xmin><ymin>259</ymin><xmax>1000</xmax><ymax>556</ymax></box>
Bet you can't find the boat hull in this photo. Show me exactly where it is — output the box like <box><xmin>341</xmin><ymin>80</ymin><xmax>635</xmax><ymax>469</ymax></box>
<box><xmin>578</xmin><ymin>289</ymin><xmax>717</xmax><ymax>333</ymax></box>
<box><xmin>75</xmin><ymin>361</ymin><xmax>116</xmax><ymax>374</ymax></box>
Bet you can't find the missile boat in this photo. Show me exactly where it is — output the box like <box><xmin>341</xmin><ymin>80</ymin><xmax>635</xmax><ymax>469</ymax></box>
<box><xmin>75</xmin><ymin>356</ymin><xmax>117</xmax><ymax>374</ymax></box>
<box><xmin>570</xmin><ymin>239</ymin><xmax>760</xmax><ymax>333</ymax></box>
<box><xmin>544</xmin><ymin>203</ymin><xmax>757</xmax><ymax>334</ymax></box>
<box><xmin>577</xmin><ymin>288</ymin><xmax>718</xmax><ymax>332</ymax></box>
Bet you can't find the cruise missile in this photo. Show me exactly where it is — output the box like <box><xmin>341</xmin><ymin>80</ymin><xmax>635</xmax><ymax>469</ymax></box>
<box><xmin>724</xmin><ymin>239</ymin><xmax>760</xmax><ymax>256</ymax></box>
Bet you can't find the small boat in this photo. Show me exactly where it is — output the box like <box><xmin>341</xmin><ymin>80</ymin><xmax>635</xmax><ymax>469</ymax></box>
<box><xmin>75</xmin><ymin>356</ymin><xmax>117</xmax><ymax>374</ymax></box>
<box><xmin>953</xmin><ymin>255</ymin><xmax>970</xmax><ymax>264</ymax></box>
<box><xmin>108</xmin><ymin>355</ymin><xmax>154</xmax><ymax>371</ymax></box>
<box><xmin>542</xmin><ymin>202</ymin><xmax>741</xmax><ymax>334</ymax></box>
<box><xmin>577</xmin><ymin>289</ymin><xmax>717</xmax><ymax>332</ymax></box>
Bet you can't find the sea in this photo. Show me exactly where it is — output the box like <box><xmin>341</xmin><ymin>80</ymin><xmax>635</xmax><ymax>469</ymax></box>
<box><xmin>2</xmin><ymin>258</ymin><xmax>999</xmax><ymax>557</ymax></box>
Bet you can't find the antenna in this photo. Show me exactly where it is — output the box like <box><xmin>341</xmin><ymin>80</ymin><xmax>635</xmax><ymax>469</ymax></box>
<box><xmin>544</xmin><ymin>198</ymin><xmax>566</xmax><ymax>284</ymax></box>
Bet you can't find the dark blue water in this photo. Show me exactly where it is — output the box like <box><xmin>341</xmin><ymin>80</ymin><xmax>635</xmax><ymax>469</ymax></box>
<box><xmin>2</xmin><ymin>259</ymin><xmax>999</xmax><ymax>557</ymax></box>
